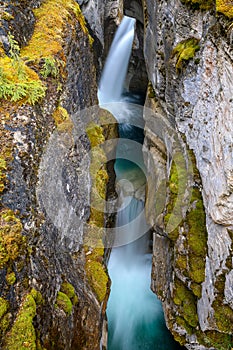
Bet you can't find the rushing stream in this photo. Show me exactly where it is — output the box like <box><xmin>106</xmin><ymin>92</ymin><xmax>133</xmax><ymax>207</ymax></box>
<box><xmin>98</xmin><ymin>16</ymin><xmax>183</xmax><ymax>350</ymax></box>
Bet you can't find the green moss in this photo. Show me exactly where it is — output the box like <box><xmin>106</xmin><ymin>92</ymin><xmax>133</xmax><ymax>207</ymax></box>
<box><xmin>61</xmin><ymin>282</ymin><xmax>78</xmax><ymax>305</ymax></box>
<box><xmin>85</xmin><ymin>260</ymin><xmax>108</xmax><ymax>303</ymax></box>
<box><xmin>6</xmin><ymin>271</ymin><xmax>16</xmax><ymax>285</ymax></box>
<box><xmin>0</xmin><ymin>298</ymin><xmax>9</xmax><ymax>319</ymax></box>
<box><xmin>181</xmin><ymin>0</ymin><xmax>214</xmax><ymax>10</ymax></box>
<box><xmin>55</xmin><ymin>291</ymin><xmax>73</xmax><ymax>315</ymax></box>
<box><xmin>30</xmin><ymin>289</ymin><xmax>43</xmax><ymax>306</ymax></box>
<box><xmin>86</xmin><ymin>123</ymin><xmax>105</xmax><ymax>147</ymax></box>
<box><xmin>0</xmin><ymin>209</ymin><xmax>26</xmax><ymax>269</ymax></box>
<box><xmin>52</xmin><ymin>106</ymin><xmax>72</xmax><ymax>132</ymax></box>
<box><xmin>172</xmin><ymin>38</ymin><xmax>200</xmax><ymax>71</ymax></box>
<box><xmin>212</xmin><ymin>300</ymin><xmax>233</xmax><ymax>333</ymax></box>
<box><xmin>0</xmin><ymin>157</ymin><xmax>7</xmax><ymax>193</ymax></box>
<box><xmin>187</xmin><ymin>190</ymin><xmax>207</xmax><ymax>256</ymax></box>
<box><xmin>0</xmin><ymin>313</ymin><xmax>11</xmax><ymax>337</ymax></box>
<box><xmin>21</xmin><ymin>0</ymin><xmax>92</xmax><ymax>62</ymax></box>
<box><xmin>174</xmin><ymin>278</ymin><xmax>198</xmax><ymax>328</ymax></box>
<box><xmin>176</xmin><ymin>316</ymin><xmax>193</xmax><ymax>335</ymax></box>
<box><xmin>164</xmin><ymin>152</ymin><xmax>188</xmax><ymax>238</ymax></box>
<box><xmin>190</xmin><ymin>283</ymin><xmax>202</xmax><ymax>298</ymax></box>
<box><xmin>216</xmin><ymin>0</ymin><xmax>233</xmax><ymax>18</ymax></box>
<box><xmin>189</xmin><ymin>255</ymin><xmax>205</xmax><ymax>283</ymax></box>
<box><xmin>176</xmin><ymin>254</ymin><xmax>187</xmax><ymax>270</ymax></box>
<box><xmin>4</xmin><ymin>293</ymin><xmax>37</xmax><ymax>350</ymax></box>
<box><xmin>197</xmin><ymin>330</ymin><xmax>233</xmax><ymax>350</ymax></box>
<box><xmin>85</xmin><ymin>122</ymin><xmax>109</xmax><ymax>303</ymax></box>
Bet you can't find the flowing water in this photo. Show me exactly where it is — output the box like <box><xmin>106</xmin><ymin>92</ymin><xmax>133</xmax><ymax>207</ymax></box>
<box><xmin>98</xmin><ymin>16</ymin><xmax>183</xmax><ymax>350</ymax></box>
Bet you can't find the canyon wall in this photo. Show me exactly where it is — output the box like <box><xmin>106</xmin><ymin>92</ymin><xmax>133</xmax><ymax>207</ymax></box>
<box><xmin>141</xmin><ymin>0</ymin><xmax>233</xmax><ymax>349</ymax></box>
<box><xmin>0</xmin><ymin>1</ymin><xmax>109</xmax><ymax>349</ymax></box>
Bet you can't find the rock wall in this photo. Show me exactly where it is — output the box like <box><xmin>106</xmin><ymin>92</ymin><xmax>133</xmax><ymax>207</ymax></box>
<box><xmin>0</xmin><ymin>1</ymin><xmax>109</xmax><ymax>349</ymax></box>
<box><xmin>142</xmin><ymin>0</ymin><xmax>233</xmax><ymax>349</ymax></box>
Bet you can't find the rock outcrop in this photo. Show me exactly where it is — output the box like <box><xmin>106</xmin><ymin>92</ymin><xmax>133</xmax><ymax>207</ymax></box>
<box><xmin>0</xmin><ymin>1</ymin><xmax>109</xmax><ymax>349</ymax></box>
<box><xmin>141</xmin><ymin>0</ymin><xmax>233</xmax><ymax>349</ymax></box>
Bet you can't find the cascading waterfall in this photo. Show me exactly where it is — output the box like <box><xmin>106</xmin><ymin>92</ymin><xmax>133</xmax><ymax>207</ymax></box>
<box><xmin>98</xmin><ymin>16</ymin><xmax>183</xmax><ymax>350</ymax></box>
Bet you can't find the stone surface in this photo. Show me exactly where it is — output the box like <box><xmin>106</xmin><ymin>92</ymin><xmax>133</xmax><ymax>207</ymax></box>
<box><xmin>0</xmin><ymin>1</ymin><xmax>108</xmax><ymax>349</ymax></box>
<box><xmin>143</xmin><ymin>0</ymin><xmax>233</xmax><ymax>348</ymax></box>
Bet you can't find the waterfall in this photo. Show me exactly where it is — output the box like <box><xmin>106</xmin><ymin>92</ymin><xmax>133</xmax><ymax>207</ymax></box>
<box><xmin>98</xmin><ymin>15</ymin><xmax>183</xmax><ymax>350</ymax></box>
<box><xmin>98</xmin><ymin>16</ymin><xmax>135</xmax><ymax>105</ymax></box>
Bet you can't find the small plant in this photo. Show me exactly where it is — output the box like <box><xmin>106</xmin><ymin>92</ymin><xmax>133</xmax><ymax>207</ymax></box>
<box><xmin>8</xmin><ymin>33</ymin><xmax>20</xmax><ymax>62</ymax></box>
<box><xmin>40</xmin><ymin>57</ymin><xmax>59</xmax><ymax>78</ymax></box>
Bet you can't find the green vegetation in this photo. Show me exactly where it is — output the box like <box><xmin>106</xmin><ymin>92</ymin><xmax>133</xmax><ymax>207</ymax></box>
<box><xmin>164</xmin><ymin>152</ymin><xmax>188</xmax><ymax>239</ymax></box>
<box><xmin>4</xmin><ymin>293</ymin><xmax>37</xmax><ymax>350</ymax></box>
<box><xmin>6</xmin><ymin>271</ymin><xmax>16</xmax><ymax>285</ymax></box>
<box><xmin>61</xmin><ymin>282</ymin><xmax>78</xmax><ymax>305</ymax></box>
<box><xmin>0</xmin><ymin>209</ymin><xmax>25</xmax><ymax>269</ymax></box>
<box><xmin>0</xmin><ymin>298</ymin><xmax>9</xmax><ymax>319</ymax></box>
<box><xmin>85</xmin><ymin>259</ymin><xmax>109</xmax><ymax>302</ymax></box>
<box><xmin>21</xmin><ymin>0</ymin><xmax>93</xmax><ymax>62</ymax></box>
<box><xmin>0</xmin><ymin>0</ymin><xmax>92</xmax><ymax>105</ymax></box>
<box><xmin>173</xmin><ymin>278</ymin><xmax>198</xmax><ymax>328</ymax></box>
<box><xmin>55</xmin><ymin>292</ymin><xmax>73</xmax><ymax>315</ymax></box>
<box><xmin>0</xmin><ymin>158</ymin><xmax>7</xmax><ymax>193</ymax></box>
<box><xmin>85</xmin><ymin>122</ymin><xmax>109</xmax><ymax>303</ymax></box>
<box><xmin>40</xmin><ymin>57</ymin><xmax>59</xmax><ymax>79</ymax></box>
<box><xmin>216</xmin><ymin>0</ymin><xmax>233</xmax><ymax>18</ymax></box>
<box><xmin>212</xmin><ymin>300</ymin><xmax>233</xmax><ymax>333</ymax></box>
<box><xmin>181</xmin><ymin>0</ymin><xmax>214</xmax><ymax>10</ymax></box>
<box><xmin>172</xmin><ymin>38</ymin><xmax>200</xmax><ymax>71</ymax></box>
<box><xmin>52</xmin><ymin>106</ymin><xmax>73</xmax><ymax>132</ymax></box>
<box><xmin>197</xmin><ymin>330</ymin><xmax>233</xmax><ymax>350</ymax></box>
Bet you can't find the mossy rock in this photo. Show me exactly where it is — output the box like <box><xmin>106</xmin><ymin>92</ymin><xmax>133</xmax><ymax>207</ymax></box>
<box><xmin>197</xmin><ymin>330</ymin><xmax>233</xmax><ymax>350</ymax></box>
<box><xmin>6</xmin><ymin>271</ymin><xmax>16</xmax><ymax>285</ymax></box>
<box><xmin>172</xmin><ymin>38</ymin><xmax>200</xmax><ymax>71</ymax></box>
<box><xmin>0</xmin><ymin>209</ymin><xmax>26</xmax><ymax>269</ymax></box>
<box><xmin>0</xmin><ymin>298</ymin><xmax>9</xmax><ymax>319</ymax></box>
<box><xmin>0</xmin><ymin>54</ymin><xmax>46</xmax><ymax>105</ymax></box>
<box><xmin>173</xmin><ymin>278</ymin><xmax>198</xmax><ymax>328</ymax></box>
<box><xmin>61</xmin><ymin>282</ymin><xmax>78</xmax><ymax>305</ymax></box>
<box><xmin>55</xmin><ymin>292</ymin><xmax>73</xmax><ymax>315</ymax></box>
<box><xmin>85</xmin><ymin>259</ymin><xmax>108</xmax><ymax>303</ymax></box>
<box><xmin>216</xmin><ymin>0</ymin><xmax>233</xmax><ymax>18</ymax></box>
<box><xmin>181</xmin><ymin>0</ymin><xmax>214</xmax><ymax>10</ymax></box>
<box><xmin>212</xmin><ymin>300</ymin><xmax>233</xmax><ymax>333</ymax></box>
<box><xmin>0</xmin><ymin>157</ymin><xmax>7</xmax><ymax>193</ymax></box>
<box><xmin>4</xmin><ymin>293</ymin><xmax>37</xmax><ymax>350</ymax></box>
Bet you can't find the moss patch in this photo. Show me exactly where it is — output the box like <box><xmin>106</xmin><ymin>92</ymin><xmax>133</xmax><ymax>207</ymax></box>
<box><xmin>173</xmin><ymin>278</ymin><xmax>198</xmax><ymax>328</ymax></box>
<box><xmin>212</xmin><ymin>300</ymin><xmax>233</xmax><ymax>333</ymax></box>
<box><xmin>181</xmin><ymin>0</ymin><xmax>214</xmax><ymax>10</ymax></box>
<box><xmin>172</xmin><ymin>38</ymin><xmax>200</xmax><ymax>71</ymax></box>
<box><xmin>85</xmin><ymin>258</ymin><xmax>109</xmax><ymax>303</ymax></box>
<box><xmin>216</xmin><ymin>0</ymin><xmax>233</xmax><ymax>18</ymax></box>
<box><xmin>6</xmin><ymin>271</ymin><xmax>16</xmax><ymax>285</ymax></box>
<box><xmin>164</xmin><ymin>152</ymin><xmax>188</xmax><ymax>238</ymax></box>
<box><xmin>55</xmin><ymin>291</ymin><xmax>73</xmax><ymax>315</ymax></box>
<box><xmin>21</xmin><ymin>0</ymin><xmax>92</xmax><ymax>62</ymax></box>
<box><xmin>0</xmin><ymin>54</ymin><xmax>46</xmax><ymax>105</ymax></box>
<box><xmin>4</xmin><ymin>293</ymin><xmax>37</xmax><ymax>350</ymax></box>
<box><xmin>0</xmin><ymin>298</ymin><xmax>9</xmax><ymax>319</ymax></box>
<box><xmin>85</xmin><ymin>122</ymin><xmax>109</xmax><ymax>303</ymax></box>
<box><xmin>197</xmin><ymin>330</ymin><xmax>233</xmax><ymax>350</ymax></box>
<box><xmin>0</xmin><ymin>209</ymin><xmax>26</xmax><ymax>269</ymax></box>
<box><xmin>61</xmin><ymin>282</ymin><xmax>78</xmax><ymax>305</ymax></box>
